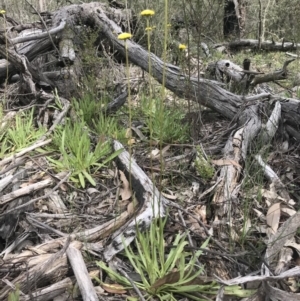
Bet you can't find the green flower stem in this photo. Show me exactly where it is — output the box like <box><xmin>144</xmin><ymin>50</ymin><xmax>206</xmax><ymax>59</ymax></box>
<box><xmin>125</xmin><ymin>40</ymin><xmax>133</xmax><ymax>188</ymax></box>
<box><xmin>146</xmin><ymin>18</ymin><xmax>152</xmax><ymax>98</ymax></box>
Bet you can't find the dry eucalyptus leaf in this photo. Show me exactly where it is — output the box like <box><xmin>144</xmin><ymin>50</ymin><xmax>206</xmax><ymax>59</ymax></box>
<box><xmin>87</xmin><ymin>188</ymin><xmax>99</xmax><ymax>195</ymax></box>
<box><xmin>266</xmin><ymin>202</ymin><xmax>281</xmax><ymax>234</ymax></box>
<box><xmin>281</xmin><ymin>206</ymin><xmax>296</xmax><ymax>217</ymax></box>
<box><xmin>243</xmin><ymin>218</ymin><xmax>252</xmax><ymax>234</ymax></box>
<box><xmin>161</xmin><ymin>191</ymin><xmax>177</xmax><ymax>200</ymax></box>
<box><xmin>262</xmin><ymin>188</ymin><xmax>278</xmax><ymax>201</ymax></box>
<box><xmin>127</xmin><ymin>138</ymin><xmax>136</xmax><ymax>145</ymax></box>
<box><xmin>187</xmin><ymin>215</ymin><xmax>202</xmax><ymax>233</ymax></box>
<box><xmin>211</xmin><ymin>159</ymin><xmax>242</xmax><ymax>169</ymax></box>
<box><xmin>149</xmin><ymin>148</ymin><xmax>160</xmax><ymax>159</ymax></box>
<box><xmin>127</xmin><ymin>200</ymin><xmax>137</xmax><ymax>215</ymax></box>
<box><xmin>194</xmin><ymin>204</ymin><xmax>207</xmax><ymax>224</ymax></box>
<box><xmin>101</xmin><ymin>283</ymin><xmax>126</xmax><ymax>294</ymax></box>
<box><xmin>119</xmin><ymin>170</ymin><xmax>132</xmax><ymax>201</ymax></box>
<box><xmin>161</xmin><ymin>144</ymin><xmax>171</xmax><ymax>155</ymax></box>
<box><xmin>253</xmin><ymin>208</ymin><xmax>266</xmax><ymax>221</ymax></box>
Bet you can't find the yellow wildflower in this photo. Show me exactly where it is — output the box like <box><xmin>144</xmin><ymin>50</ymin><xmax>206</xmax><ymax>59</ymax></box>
<box><xmin>140</xmin><ymin>9</ymin><xmax>155</xmax><ymax>17</ymax></box>
<box><xmin>0</xmin><ymin>10</ymin><xmax>5</xmax><ymax>14</ymax></box>
<box><xmin>118</xmin><ymin>32</ymin><xmax>132</xmax><ymax>40</ymax></box>
<box><xmin>179</xmin><ymin>44</ymin><xmax>187</xmax><ymax>50</ymax></box>
<box><xmin>145</xmin><ymin>27</ymin><xmax>153</xmax><ymax>31</ymax></box>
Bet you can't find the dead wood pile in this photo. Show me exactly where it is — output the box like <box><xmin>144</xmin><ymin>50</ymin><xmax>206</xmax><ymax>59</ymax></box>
<box><xmin>1</xmin><ymin>2</ymin><xmax>300</xmax><ymax>300</ymax></box>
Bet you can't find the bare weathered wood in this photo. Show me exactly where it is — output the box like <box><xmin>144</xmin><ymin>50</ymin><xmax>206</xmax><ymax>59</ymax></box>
<box><xmin>11</xmin><ymin>21</ymin><xmax>66</xmax><ymax>45</ymax></box>
<box><xmin>58</xmin><ymin>23</ymin><xmax>76</xmax><ymax>66</ymax></box>
<box><xmin>0</xmin><ymin>35</ymin><xmax>55</xmax><ymax>89</ymax></box>
<box><xmin>20</xmin><ymin>278</ymin><xmax>73</xmax><ymax>301</ymax></box>
<box><xmin>50</xmin><ymin>3</ymin><xmax>299</xmax><ymax>141</ymax></box>
<box><xmin>0</xmin><ymin>240</ymin><xmax>69</xmax><ymax>299</ymax></box>
<box><xmin>212</xmin><ymin>104</ymin><xmax>261</xmax><ymax>217</ymax></box>
<box><xmin>0</xmin><ymin>139</ymin><xmax>51</xmax><ymax>168</ymax></box>
<box><xmin>209</xmin><ymin>58</ymin><xmax>295</xmax><ymax>95</ymax></box>
<box><xmin>255</xmin><ymin>101</ymin><xmax>290</xmax><ymax>202</ymax></box>
<box><xmin>0</xmin><ymin>2</ymin><xmax>299</xmax><ymax>142</ymax></box>
<box><xmin>66</xmin><ymin>242</ymin><xmax>98</xmax><ymax>301</ymax></box>
<box><xmin>222</xmin><ymin>38</ymin><xmax>300</xmax><ymax>51</ymax></box>
<box><xmin>0</xmin><ymin>171</ymin><xmax>70</xmax><ymax>216</ymax></box>
<box><xmin>103</xmin><ymin>140</ymin><xmax>165</xmax><ymax>261</ymax></box>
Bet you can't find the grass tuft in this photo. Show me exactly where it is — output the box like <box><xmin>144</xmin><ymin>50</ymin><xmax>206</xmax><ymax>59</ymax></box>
<box><xmin>47</xmin><ymin>119</ymin><xmax>122</xmax><ymax>188</ymax></box>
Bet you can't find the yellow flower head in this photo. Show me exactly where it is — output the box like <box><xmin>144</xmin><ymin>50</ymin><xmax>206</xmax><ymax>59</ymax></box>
<box><xmin>179</xmin><ymin>44</ymin><xmax>187</xmax><ymax>50</ymax></box>
<box><xmin>0</xmin><ymin>10</ymin><xmax>5</xmax><ymax>14</ymax></box>
<box><xmin>145</xmin><ymin>27</ymin><xmax>153</xmax><ymax>31</ymax></box>
<box><xmin>118</xmin><ymin>32</ymin><xmax>132</xmax><ymax>40</ymax></box>
<box><xmin>140</xmin><ymin>9</ymin><xmax>155</xmax><ymax>17</ymax></box>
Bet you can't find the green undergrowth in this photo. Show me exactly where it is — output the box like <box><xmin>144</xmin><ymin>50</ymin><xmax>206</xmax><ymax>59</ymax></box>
<box><xmin>72</xmin><ymin>94</ymin><xmax>127</xmax><ymax>142</ymax></box>
<box><xmin>6</xmin><ymin>109</ymin><xmax>46</xmax><ymax>152</ymax></box>
<box><xmin>234</xmin><ymin>50</ymin><xmax>300</xmax><ymax>92</ymax></box>
<box><xmin>7</xmin><ymin>288</ymin><xmax>20</xmax><ymax>301</ymax></box>
<box><xmin>0</xmin><ymin>107</ymin><xmax>46</xmax><ymax>158</ymax></box>
<box><xmin>46</xmin><ymin>118</ymin><xmax>122</xmax><ymax>188</ymax></box>
<box><xmin>135</xmin><ymin>96</ymin><xmax>189</xmax><ymax>143</ymax></box>
<box><xmin>96</xmin><ymin>217</ymin><xmax>255</xmax><ymax>300</ymax></box>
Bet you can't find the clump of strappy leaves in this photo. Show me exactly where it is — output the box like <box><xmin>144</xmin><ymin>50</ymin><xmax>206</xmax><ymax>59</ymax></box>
<box><xmin>96</xmin><ymin>217</ymin><xmax>255</xmax><ymax>300</ymax></box>
<box><xmin>47</xmin><ymin>118</ymin><xmax>122</xmax><ymax>188</ymax></box>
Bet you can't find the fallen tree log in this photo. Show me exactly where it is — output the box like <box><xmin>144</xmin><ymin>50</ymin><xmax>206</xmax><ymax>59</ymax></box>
<box><xmin>0</xmin><ymin>0</ymin><xmax>299</xmax><ymax>239</ymax></box>
<box><xmin>0</xmin><ymin>2</ymin><xmax>300</xmax><ymax>300</ymax></box>
<box><xmin>1</xmin><ymin>2</ymin><xmax>299</xmax><ymax>142</ymax></box>
<box><xmin>219</xmin><ymin>38</ymin><xmax>300</xmax><ymax>51</ymax></box>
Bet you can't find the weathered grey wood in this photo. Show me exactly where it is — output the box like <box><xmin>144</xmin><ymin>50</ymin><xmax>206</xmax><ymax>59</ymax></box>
<box><xmin>20</xmin><ymin>278</ymin><xmax>73</xmax><ymax>301</ymax></box>
<box><xmin>212</xmin><ymin>104</ymin><xmax>261</xmax><ymax>217</ymax></box>
<box><xmin>12</xmin><ymin>21</ymin><xmax>66</xmax><ymax>45</ymax></box>
<box><xmin>103</xmin><ymin>139</ymin><xmax>165</xmax><ymax>260</ymax></box>
<box><xmin>0</xmin><ymin>242</ymin><xmax>68</xmax><ymax>299</ymax></box>
<box><xmin>0</xmin><ymin>36</ymin><xmax>55</xmax><ymax>89</ymax></box>
<box><xmin>58</xmin><ymin>24</ymin><xmax>76</xmax><ymax>65</ymax></box>
<box><xmin>50</xmin><ymin>3</ymin><xmax>300</xmax><ymax>141</ymax></box>
<box><xmin>66</xmin><ymin>243</ymin><xmax>98</xmax><ymax>301</ymax></box>
<box><xmin>222</xmin><ymin>38</ymin><xmax>300</xmax><ymax>51</ymax></box>
<box><xmin>0</xmin><ymin>2</ymin><xmax>299</xmax><ymax>142</ymax></box>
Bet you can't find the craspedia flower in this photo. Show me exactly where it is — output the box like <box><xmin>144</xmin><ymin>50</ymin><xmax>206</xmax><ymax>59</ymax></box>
<box><xmin>0</xmin><ymin>10</ymin><xmax>5</xmax><ymax>14</ymax></box>
<box><xmin>118</xmin><ymin>32</ymin><xmax>132</xmax><ymax>40</ymax></box>
<box><xmin>140</xmin><ymin>9</ymin><xmax>155</xmax><ymax>17</ymax></box>
<box><xmin>179</xmin><ymin>44</ymin><xmax>187</xmax><ymax>50</ymax></box>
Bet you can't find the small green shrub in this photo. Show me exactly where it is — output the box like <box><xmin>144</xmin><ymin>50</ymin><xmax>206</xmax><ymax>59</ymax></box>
<box><xmin>97</xmin><ymin>217</ymin><xmax>255</xmax><ymax>300</ymax></box>
<box><xmin>6</xmin><ymin>108</ymin><xmax>46</xmax><ymax>152</ymax></box>
<box><xmin>8</xmin><ymin>287</ymin><xmax>20</xmax><ymax>301</ymax></box>
<box><xmin>97</xmin><ymin>217</ymin><xmax>211</xmax><ymax>300</ymax></box>
<box><xmin>72</xmin><ymin>94</ymin><xmax>103</xmax><ymax>126</ymax></box>
<box><xmin>93</xmin><ymin>113</ymin><xmax>127</xmax><ymax>142</ymax></box>
<box><xmin>47</xmin><ymin>119</ymin><xmax>122</xmax><ymax>188</ymax></box>
<box><xmin>194</xmin><ymin>146</ymin><xmax>214</xmax><ymax>180</ymax></box>
<box><xmin>139</xmin><ymin>97</ymin><xmax>189</xmax><ymax>143</ymax></box>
